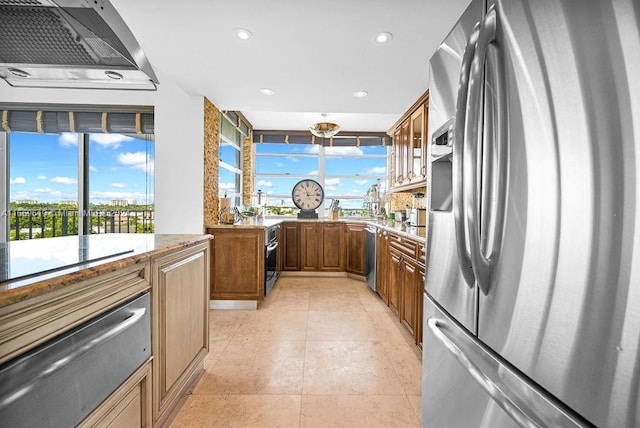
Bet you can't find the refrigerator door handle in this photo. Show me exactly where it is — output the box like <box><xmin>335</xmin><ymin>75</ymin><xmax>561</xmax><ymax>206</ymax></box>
<box><xmin>453</xmin><ymin>22</ymin><xmax>481</xmax><ymax>288</ymax></box>
<box><xmin>466</xmin><ymin>4</ymin><xmax>507</xmax><ymax>295</ymax></box>
<box><xmin>427</xmin><ymin>317</ymin><xmax>589</xmax><ymax>428</ymax></box>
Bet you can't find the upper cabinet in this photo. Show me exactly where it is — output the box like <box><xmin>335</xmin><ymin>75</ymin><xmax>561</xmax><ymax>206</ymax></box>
<box><xmin>388</xmin><ymin>91</ymin><xmax>429</xmax><ymax>191</ymax></box>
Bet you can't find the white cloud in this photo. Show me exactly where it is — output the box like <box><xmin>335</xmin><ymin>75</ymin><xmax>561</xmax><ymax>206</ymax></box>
<box><xmin>111</xmin><ymin>183</ymin><xmax>126</xmax><ymax>188</ymax></box>
<box><xmin>37</xmin><ymin>175</ymin><xmax>47</xmax><ymax>180</ymax></box>
<box><xmin>10</xmin><ymin>177</ymin><xmax>26</xmax><ymax>184</ymax></box>
<box><xmin>50</xmin><ymin>176</ymin><xmax>77</xmax><ymax>185</ymax></box>
<box><xmin>219</xmin><ymin>182</ymin><xmax>236</xmax><ymax>190</ymax></box>
<box><xmin>326</xmin><ymin>177</ymin><xmax>340</xmax><ymax>186</ymax></box>
<box><xmin>33</xmin><ymin>187</ymin><xmax>53</xmax><ymax>193</ymax></box>
<box><xmin>256</xmin><ymin>180</ymin><xmax>273</xmax><ymax>188</ymax></box>
<box><xmin>365</xmin><ymin>166</ymin><xmax>387</xmax><ymax>174</ymax></box>
<box><xmin>309</xmin><ymin>170</ymin><xmax>318</xmax><ymax>176</ymax></box>
<box><xmin>90</xmin><ymin>134</ymin><xmax>133</xmax><ymax>148</ymax></box>
<box><xmin>304</xmin><ymin>145</ymin><xmax>320</xmax><ymax>154</ymax></box>
<box><xmin>355</xmin><ymin>179</ymin><xmax>369</xmax><ymax>185</ymax></box>
<box><xmin>287</xmin><ymin>156</ymin><xmax>300</xmax><ymax>163</ymax></box>
<box><xmin>326</xmin><ymin>146</ymin><xmax>363</xmax><ymax>156</ymax></box>
<box><xmin>117</xmin><ymin>151</ymin><xmax>154</xmax><ymax>174</ymax></box>
<box><xmin>89</xmin><ymin>165</ymin><xmax>98</xmax><ymax>172</ymax></box>
<box><xmin>275</xmin><ymin>162</ymin><xmax>284</xmax><ymax>168</ymax></box>
<box><xmin>58</xmin><ymin>133</ymin><xmax>78</xmax><ymax>147</ymax></box>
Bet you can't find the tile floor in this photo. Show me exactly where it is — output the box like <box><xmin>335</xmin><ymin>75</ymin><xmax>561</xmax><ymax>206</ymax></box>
<box><xmin>167</xmin><ymin>276</ymin><xmax>422</xmax><ymax>427</ymax></box>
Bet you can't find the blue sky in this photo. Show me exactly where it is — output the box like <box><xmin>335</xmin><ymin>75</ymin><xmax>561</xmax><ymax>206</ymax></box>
<box><xmin>9</xmin><ymin>132</ymin><xmax>154</xmax><ymax>205</ymax></box>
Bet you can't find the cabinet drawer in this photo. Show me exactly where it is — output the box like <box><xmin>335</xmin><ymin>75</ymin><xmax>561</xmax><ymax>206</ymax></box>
<box><xmin>418</xmin><ymin>244</ymin><xmax>426</xmax><ymax>266</ymax></box>
<box><xmin>389</xmin><ymin>234</ymin><xmax>418</xmax><ymax>260</ymax></box>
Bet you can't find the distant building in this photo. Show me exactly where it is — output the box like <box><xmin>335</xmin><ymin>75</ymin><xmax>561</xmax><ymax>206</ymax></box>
<box><xmin>59</xmin><ymin>200</ymin><xmax>78</xmax><ymax>206</ymax></box>
<box><xmin>15</xmin><ymin>199</ymin><xmax>38</xmax><ymax>204</ymax></box>
<box><xmin>109</xmin><ymin>199</ymin><xmax>132</xmax><ymax>206</ymax></box>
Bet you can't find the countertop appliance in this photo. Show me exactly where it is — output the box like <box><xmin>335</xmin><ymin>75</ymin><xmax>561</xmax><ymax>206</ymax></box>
<box><xmin>0</xmin><ymin>292</ymin><xmax>151</xmax><ymax>427</ymax></box>
<box><xmin>408</xmin><ymin>208</ymin><xmax>426</xmax><ymax>227</ymax></box>
<box><xmin>423</xmin><ymin>1</ymin><xmax>640</xmax><ymax>427</ymax></box>
<box><xmin>364</xmin><ymin>225</ymin><xmax>377</xmax><ymax>291</ymax></box>
<box><xmin>264</xmin><ymin>224</ymin><xmax>279</xmax><ymax>296</ymax></box>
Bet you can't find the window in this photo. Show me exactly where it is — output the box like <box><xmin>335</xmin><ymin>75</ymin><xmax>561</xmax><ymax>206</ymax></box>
<box><xmin>4</xmin><ymin>131</ymin><xmax>154</xmax><ymax>240</ymax></box>
<box><xmin>254</xmin><ymin>142</ymin><xmax>388</xmax><ymax>217</ymax></box>
<box><xmin>219</xmin><ymin>113</ymin><xmax>244</xmax><ymax>206</ymax></box>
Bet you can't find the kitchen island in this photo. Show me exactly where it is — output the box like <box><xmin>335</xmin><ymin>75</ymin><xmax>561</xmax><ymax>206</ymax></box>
<box><xmin>0</xmin><ymin>233</ymin><xmax>211</xmax><ymax>427</ymax></box>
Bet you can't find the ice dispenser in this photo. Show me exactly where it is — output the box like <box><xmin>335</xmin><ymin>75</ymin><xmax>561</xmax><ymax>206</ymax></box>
<box><xmin>430</xmin><ymin>120</ymin><xmax>453</xmax><ymax>212</ymax></box>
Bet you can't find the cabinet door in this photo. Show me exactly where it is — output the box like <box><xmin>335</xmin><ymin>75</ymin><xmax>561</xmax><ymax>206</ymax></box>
<box><xmin>388</xmin><ymin>249</ymin><xmax>402</xmax><ymax>316</ymax></box>
<box><xmin>345</xmin><ymin>223</ymin><xmax>365</xmax><ymax>275</ymax></box>
<box><xmin>400</xmin><ymin>259</ymin><xmax>418</xmax><ymax>337</ymax></box>
<box><xmin>152</xmin><ymin>243</ymin><xmax>210</xmax><ymax>422</ymax></box>
<box><xmin>210</xmin><ymin>228</ymin><xmax>264</xmax><ymax>299</ymax></box>
<box><xmin>401</xmin><ymin>118</ymin><xmax>412</xmax><ymax>183</ymax></box>
<box><xmin>393</xmin><ymin>127</ymin><xmax>403</xmax><ymax>186</ymax></box>
<box><xmin>281</xmin><ymin>222</ymin><xmax>300</xmax><ymax>271</ymax></box>
<box><xmin>376</xmin><ymin>230</ymin><xmax>389</xmax><ymax>304</ymax></box>
<box><xmin>410</xmin><ymin>104</ymin><xmax>426</xmax><ymax>183</ymax></box>
<box><xmin>300</xmin><ymin>223</ymin><xmax>320</xmax><ymax>271</ymax></box>
<box><xmin>320</xmin><ymin>222</ymin><xmax>344</xmax><ymax>271</ymax></box>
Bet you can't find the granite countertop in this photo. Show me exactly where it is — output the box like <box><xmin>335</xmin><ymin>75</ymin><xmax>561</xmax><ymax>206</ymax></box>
<box><xmin>0</xmin><ymin>234</ymin><xmax>211</xmax><ymax>309</ymax></box>
<box><xmin>205</xmin><ymin>217</ymin><xmax>427</xmax><ymax>243</ymax></box>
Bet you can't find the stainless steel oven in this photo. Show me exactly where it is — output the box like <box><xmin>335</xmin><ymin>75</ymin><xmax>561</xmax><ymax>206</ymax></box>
<box><xmin>265</xmin><ymin>225</ymin><xmax>279</xmax><ymax>296</ymax></box>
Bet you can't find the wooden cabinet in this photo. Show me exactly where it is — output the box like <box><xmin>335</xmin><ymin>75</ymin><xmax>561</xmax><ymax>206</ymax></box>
<box><xmin>376</xmin><ymin>228</ymin><xmax>389</xmax><ymax>305</ymax></box>
<box><xmin>345</xmin><ymin>223</ymin><xmax>366</xmax><ymax>275</ymax></box>
<box><xmin>208</xmin><ymin>228</ymin><xmax>264</xmax><ymax>300</ymax></box>
<box><xmin>300</xmin><ymin>222</ymin><xmax>320</xmax><ymax>271</ymax></box>
<box><xmin>388</xmin><ymin>248</ymin><xmax>402</xmax><ymax>316</ymax></box>
<box><xmin>151</xmin><ymin>242</ymin><xmax>210</xmax><ymax>424</ymax></box>
<box><xmin>281</xmin><ymin>222</ymin><xmax>300</xmax><ymax>271</ymax></box>
<box><xmin>399</xmin><ymin>257</ymin><xmax>418</xmax><ymax>338</ymax></box>
<box><xmin>320</xmin><ymin>222</ymin><xmax>345</xmax><ymax>271</ymax></box>
<box><xmin>284</xmin><ymin>221</ymin><xmax>345</xmax><ymax>272</ymax></box>
<box><xmin>388</xmin><ymin>90</ymin><xmax>429</xmax><ymax>191</ymax></box>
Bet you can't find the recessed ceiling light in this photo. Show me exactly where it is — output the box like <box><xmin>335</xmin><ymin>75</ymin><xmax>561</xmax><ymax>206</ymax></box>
<box><xmin>259</xmin><ymin>88</ymin><xmax>275</xmax><ymax>95</ymax></box>
<box><xmin>353</xmin><ymin>90</ymin><xmax>368</xmax><ymax>98</ymax></box>
<box><xmin>234</xmin><ymin>28</ymin><xmax>253</xmax><ymax>40</ymax></box>
<box><xmin>373</xmin><ymin>32</ymin><xmax>393</xmax><ymax>44</ymax></box>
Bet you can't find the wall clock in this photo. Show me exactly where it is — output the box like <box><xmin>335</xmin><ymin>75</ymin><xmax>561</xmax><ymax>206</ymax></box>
<box><xmin>292</xmin><ymin>179</ymin><xmax>324</xmax><ymax>219</ymax></box>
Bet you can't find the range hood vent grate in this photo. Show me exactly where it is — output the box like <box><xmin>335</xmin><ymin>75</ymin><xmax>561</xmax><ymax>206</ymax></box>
<box><xmin>0</xmin><ymin>0</ymin><xmax>158</xmax><ymax>90</ymax></box>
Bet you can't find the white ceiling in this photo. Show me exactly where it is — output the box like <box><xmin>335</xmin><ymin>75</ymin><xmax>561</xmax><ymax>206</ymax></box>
<box><xmin>111</xmin><ymin>0</ymin><xmax>470</xmax><ymax>133</ymax></box>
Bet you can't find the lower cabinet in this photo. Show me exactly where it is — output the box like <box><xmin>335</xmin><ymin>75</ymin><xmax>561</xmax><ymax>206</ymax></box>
<box><xmin>286</xmin><ymin>221</ymin><xmax>346</xmax><ymax>272</ymax></box>
<box><xmin>399</xmin><ymin>257</ymin><xmax>418</xmax><ymax>339</ymax></box>
<box><xmin>281</xmin><ymin>222</ymin><xmax>301</xmax><ymax>271</ymax></box>
<box><xmin>320</xmin><ymin>222</ymin><xmax>345</xmax><ymax>271</ymax></box>
<box><xmin>151</xmin><ymin>242</ymin><xmax>210</xmax><ymax>425</ymax></box>
<box><xmin>345</xmin><ymin>222</ymin><xmax>366</xmax><ymax>275</ymax></box>
<box><xmin>376</xmin><ymin>228</ymin><xmax>389</xmax><ymax>305</ymax></box>
<box><xmin>207</xmin><ymin>228</ymin><xmax>264</xmax><ymax>300</ymax></box>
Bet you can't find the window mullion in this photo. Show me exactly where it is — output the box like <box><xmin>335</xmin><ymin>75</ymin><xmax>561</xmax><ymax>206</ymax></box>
<box><xmin>0</xmin><ymin>133</ymin><xmax>8</xmax><ymax>243</ymax></box>
<box><xmin>78</xmin><ymin>134</ymin><xmax>89</xmax><ymax>235</ymax></box>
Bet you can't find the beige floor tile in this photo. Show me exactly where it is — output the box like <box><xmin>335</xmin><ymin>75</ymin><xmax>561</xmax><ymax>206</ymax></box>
<box><xmin>303</xmin><ymin>341</ymin><xmax>405</xmax><ymax>395</ymax></box>
<box><xmin>366</xmin><ymin>312</ymin><xmax>410</xmax><ymax>342</ymax></box>
<box><xmin>300</xmin><ymin>395</ymin><xmax>420</xmax><ymax>428</ymax></box>
<box><xmin>407</xmin><ymin>394</ymin><xmax>422</xmax><ymax>423</ymax></box>
<box><xmin>261</xmin><ymin>292</ymin><xmax>311</xmax><ymax>311</ymax></box>
<box><xmin>358</xmin><ymin>290</ymin><xmax>391</xmax><ymax>313</ymax></box>
<box><xmin>233</xmin><ymin>310</ymin><xmax>308</xmax><ymax>340</ymax></box>
<box><xmin>204</xmin><ymin>340</ymin><xmax>230</xmax><ymax>366</ymax></box>
<box><xmin>209</xmin><ymin>310</ymin><xmax>252</xmax><ymax>340</ymax></box>
<box><xmin>306</xmin><ymin>311</ymin><xmax>375</xmax><ymax>341</ymax></box>
<box><xmin>382</xmin><ymin>341</ymin><xmax>423</xmax><ymax>395</ymax></box>
<box><xmin>308</xmin><ymin>291</ymin><xmax>366</xmax><ymax>312</ymax></box>
<box><xmin>168</xmin><ymin>394</ymin><xmax>301</xmax><ymax>428</ymax></box>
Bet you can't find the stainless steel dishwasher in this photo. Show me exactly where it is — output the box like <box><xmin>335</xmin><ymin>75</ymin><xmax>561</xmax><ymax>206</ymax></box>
<box><xmin>364</xmin><ymin>226</ymin><xmax>377</xmax><ymax>292</ymax></box>
<box><xmin>0</xmin><ymin>292</ymin><xmax>151</xmax><ymax>427</ymax></box>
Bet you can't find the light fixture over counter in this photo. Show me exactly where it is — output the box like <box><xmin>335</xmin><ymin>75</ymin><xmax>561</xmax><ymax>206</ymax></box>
<box><xmin>309</xmin><ymin>113</ymin><xmax>340</xmax><ymax>138</ymax></box>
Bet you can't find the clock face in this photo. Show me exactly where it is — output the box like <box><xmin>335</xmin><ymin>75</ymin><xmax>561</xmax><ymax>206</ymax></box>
<box><xmin>292</xmin><ymin>179</ymin><xmax>325</xmax><ymax>211</ymax></box>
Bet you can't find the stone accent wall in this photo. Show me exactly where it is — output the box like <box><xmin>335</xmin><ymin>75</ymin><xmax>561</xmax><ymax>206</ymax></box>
<box><xmin>384</xmin><ymin>186</ymin><xmax>427</xmax><ymax>211</ymax></box>
<box><xmin>242</xmin><ymin>133</ymin><xmax>254</xmax><ymax>206</ymax></box>
<box><xmin>203</xmin><ymin>97</ymin><xmax>220</xmax><ymax>225</ymax></box>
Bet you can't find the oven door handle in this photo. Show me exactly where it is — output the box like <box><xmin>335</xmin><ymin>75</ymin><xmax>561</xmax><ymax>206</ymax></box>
<box><xmin>266</xmin><ymin>241</ymin><xmax>279</xmax><ymax>252</ymax></box>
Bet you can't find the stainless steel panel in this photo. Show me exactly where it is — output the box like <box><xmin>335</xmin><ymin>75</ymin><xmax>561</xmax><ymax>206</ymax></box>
<box><xmin>0</xmin><ymin>292</ymin><xmax>151</xmax><ymax>427</ymax></box>
<box><xmin>423</xmin><ymin>293</ymin><xmax>589</xmax><ymax>427</ymax></box>
<box><xmin>477</xmin><ymin>1</ymin><xmax>640</xmax><ymax>426</ymax></box>
<box><xmin>365</xmin><ymin>226</ymin><xmax>377</xmax><ymax>291</ymax></box>
<box><xmin>426</xmin><ymin>0</ymin><xmax>483</xmax><ymax>333</ymax></box>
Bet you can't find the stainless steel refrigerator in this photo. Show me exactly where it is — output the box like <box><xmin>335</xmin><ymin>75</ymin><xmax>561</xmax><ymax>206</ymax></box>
<box><xmin>422</xmin><ymin>0</ymin><xmax>640</xmax><ymax>426</ymax></box>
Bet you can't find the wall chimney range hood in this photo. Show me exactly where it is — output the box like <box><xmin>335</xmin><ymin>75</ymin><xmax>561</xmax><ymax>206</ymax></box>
<box><xmin>0</xmin><ymin>0</ymin><xmax>158</xmax><ymax>90</ymax></box>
